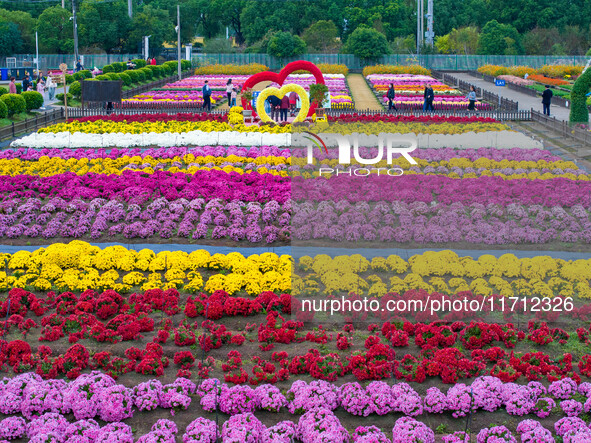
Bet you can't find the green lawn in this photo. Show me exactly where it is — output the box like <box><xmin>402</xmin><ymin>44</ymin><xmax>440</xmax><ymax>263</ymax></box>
<box><xmin>0</xmin><ymin>112</ymin><xmax>41</xmax><ymax>128</ymax></box>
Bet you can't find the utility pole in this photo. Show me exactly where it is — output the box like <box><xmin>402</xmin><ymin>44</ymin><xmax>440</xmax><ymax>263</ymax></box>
<box><xmin>426</xmin><ymin>0</ymin><xmax>434</xmax><ymax>47</ymax></box>
<box><xmin>128</xmin><ymin>0</ymin><xmax>132</xmax><ymax>18</ymax></box>
<box><xmin>62</xmin><ymin>0</ymin><xmax>65</xmax><ymax>8</ymax></box>
<box><xmin>416</xmin><ymin>0</ymin><xmax>424</xmax><ymax>54</ymax></box>
<box><xmin>177</xmin><ymin>4</ymin><xmax>181</xmax><ymax>80</ymax></box>
<box><xmin>72</xmin><ymin>0</ymin><xmax>79</xmax><ymax>64</ymax></box>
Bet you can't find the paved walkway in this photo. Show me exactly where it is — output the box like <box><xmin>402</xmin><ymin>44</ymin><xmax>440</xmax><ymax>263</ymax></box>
<box><xmin>347</xmin><ymin>74</ymin><xmax>383</xmax><ymax>111</ymax></box>
<box><xmin>447</xmin><ymin>72</ymin><xmax>570</xmax><ymax>121</ymax></box>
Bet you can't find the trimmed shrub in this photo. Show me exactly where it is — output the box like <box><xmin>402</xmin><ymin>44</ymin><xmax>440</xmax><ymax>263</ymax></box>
<box><xmin>0</xmin><ymin>93</ymin><xmax>26</xmax><ymax>116</ymax></box>
<box><xmin>107</xmin><ymin>73</ymin><xmax>120</xmax><ymax>81</ymax></box>
<box><xmin>140</xmin><ymin>67</ymin><xmax>153</xmax><ymax>80</ymax></box>
<box><xmin>69</xmin><ymin>81</ymin><xmax>81</xmax><ymax>99</ymax></box>
<box><xmin>126</xmin><ymin>69</ymin><xmax>139</xmax><ymax>83</ymax></box>
<box><xmin>65</xmin><ymin>74</ymin><xmax>74</xmax><ymax>84</ymax></box>
<box><xmin>118</xmin><ymin>72</ymin><xmax>132</xmax><ymax>86</ymax></box>
<box><xmin>102</xmin><ymin>64</ymin><xmax>114</xmax><ymax>73</ymax></box>
<box><xmin>72</xmin><ymin>72</ymin><xmax>84</xmax><ymax>81</ymax></box>
<box><xmin>132</xmin><ymin>59</ymin><xmax>146</xmax><ymax>68</ymax></box>
<box><xmin>15</xmin><ymin>84</ymin><xmax>22</xmax><ymax>94</ymax></box>
<box><xmin>79</xmin><ymin>70</ymin><xmax>92</xmax><ymax>79</ymax></box>
<box><xmin>21</xmin><ymin>91</ymin><xmax>44</xmax><ymax>111</ymax></box>
<box><xmin>135</xmin><ymin>69</ymin><xmax>145</xmax><ymax>82</ymax></box>
<box><xmin>56</xmin><ymin>92</ymin><xmax>73</xmax><ymax>102</ymax></box>
<box><xmin>114</xmin><ymin>62</ymin><xmax>126</xmax><ymax>72</ymax></box>
<box><xmin>0</xmin><ymin>100</ymin><xmax>7</xmax><ymax>118</ymax></box>
<box><xmin>95</xmin><ymin>74</ymin><xmax>110</xmax><ymax>81</ymax></box>
<box><xmin>0</xmin><ymin>87</ymin><xmax>8</xmax><ymax>96</ymax></box>
<box><xmin>569</xmin><ymin>68</ymin><xmax>591</xmax><ymax>124</ymax></box>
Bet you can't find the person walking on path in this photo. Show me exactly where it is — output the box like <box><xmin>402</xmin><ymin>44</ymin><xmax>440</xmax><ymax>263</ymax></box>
<box><xmin>425</xmin><ymin>85</ymin><xmax>435</xmax><ymax>112</ymax></box>
<box><xmin>202</xmin><ymin>80</ymin><xmax>212</xmax><ymax>111</ymax></box>
<box><xmin>226</xmin><ymin>79</ymin><xmax>233</xmax><ymax>105</ymax></box>
<box><xmin>387</xmin><ymin>83</ymin><xmax>397</xmax><ymax>112</ymax></box>
<box><xmin>280</xmin><ymin>95</ymin><xmax>289</xmax><ymax>122</ymax></box>
<box><xmin>466</xmin><ymin>85</ymin><xmax>477</xmax><ymax>114</ymax></box>
<box><xmin>46</xmin><ymin>76</ymin><xmax>56</xmax><ymax>101</ymax></box>
<box><xmin>36</xmin><ymin>77</ymin><xmax>46</xmax><ymax>109</ymax></box>
<box><xmin>423</xmin><ymin>86</ymin><xmax>428</xmax><ymax>111</ymax></box>
<box><xmin>8</xmin><ymin>77</ymin><xmax>16</xmax><ymax>94</ymax></box>
<box><xmin>76</xmin><ymin>59</ymin><xmax>83</xmax><ymax>72</ymax></box>
<box><xmin>542</xmin><ymin>85</ymin><xmax>553</xmax><ymax>116</ymax></box>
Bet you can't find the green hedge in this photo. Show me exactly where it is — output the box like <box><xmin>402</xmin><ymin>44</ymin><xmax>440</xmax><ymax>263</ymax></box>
<box><xmin>140</xmin><ymin>67</ymin><xmax>153</xmax><ymax>80</ymax></box>
<box><xmin>0</xmin><ymin>87</ymin><xmax>7</xmax><ymax>97</ymax></box>
<box><xmin>569</xmin><ymin>68</ymin><xmax>591</xmax><ymax>124</ymax></box>
<box><xmin>69</xmin><ymin>81</ymin><xmax>81</xmax><ymax>99</ymax></box>
<box><xmin>0</xmin><ymin>100</ymin><xmax>7</xmax><ymax>119</ymax></box>
<box><xmin>0</xmin><ymin>93</ymin><xmax>26</xmax><ymax>116</ymax></box>
<box><xmin>56</xmin><ymin>92</ymin><xmax>73</xmax><ymax>102</ymax></box>
<box><xmin>126</xmin><ymin>70</ymin><xmax>139</xmax><ymax>83</ymax></box>
<box><xmin>21</xmin><ymin>91</ymin><xmax>44</xmax><ymax>111</ymax></box>
<box><xmin>102</xmin><ymin>65</ymin><xmax>114</xmax><ymax>73</ymax></box>
<box><xmin>132</xmin><ymin>59</ymin><xmax>147</xmax><ymax>68</ymax></box>
<box><xmin>118</xmin><ymin>72</ymin><xmax>132</xmax><ymax>86</ymax></box>
<box><xmin>65</xmin><ymin>74</ymin><xmax>74</xmax><ymax>84</ymax></box>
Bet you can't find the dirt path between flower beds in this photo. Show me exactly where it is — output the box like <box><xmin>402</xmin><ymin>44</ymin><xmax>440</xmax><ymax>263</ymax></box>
<box><xmin>347</xmin><ymin>73</ymin><xmax>383</xmax><ymax>111</ymax></box>
<box><xmin>216</xmin><ymin>81</ymin><xmax>272</xmax><ymax>111</ymax></box>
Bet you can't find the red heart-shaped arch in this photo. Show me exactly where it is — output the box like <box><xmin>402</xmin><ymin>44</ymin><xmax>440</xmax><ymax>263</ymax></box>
<box><xmin>240</xmin><ymin>60</ymin><xmax>325</xmax><ymax>118</ymax></box>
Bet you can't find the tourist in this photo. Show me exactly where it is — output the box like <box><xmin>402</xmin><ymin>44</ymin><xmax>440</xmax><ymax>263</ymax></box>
<box><xmin>76</xmin><ymin>59</ymin><xmax>83</xmax><ymax>72</ymax></box>
<box><xmin>425</xmin><ymin>85</ymin><xmax>435</xmax><ymax>111</ymax></box>
<box><xmin>268</xmin><ymin>95</ymin><xmax>282</xmax><ymax>121</ymax></box>
<box><xmin>280</xmin><ymin>95</ymin><xmax>289</xmax><ymax>122</ymax></box>
<box><xmin>8</xmin><ymin>77</ymin><xmax>16</xmax><ymax>94</ymax></box>
<box><xmin>202</xmin><ymin>80</ymin><xmax>212</xmax><ymax>111</ymax></box>
<box><xmin>151</xmin><ymin>57</ymin><xmax>157</xmax><ymax>66</ymax></box>
<box><xmin>466</xmin><ymin>85</ymin><xmax>477</xmax><ymax>114</ymax></box>
<box><xmin>289</xmin><ymin>91</ymin><xmax>297</xmax><ymax>116</ymax></box>
<box><xmin>22</xmin><ymin>75</ymin><xmax>30</xmax><ymax>93</ymax></box>
<box><xmin>226</xmin><ymin>79</ymin><xmax>233</xmax><ymax>104</ymax></box>
<box><xmin>126</xmin><ymin>59</ymin><xmax>135</xmax><ymax>69</ymax></box>
<box><xmin>46</xmin><ymin>75</ymin><xmax>56</xmax><ymax>101</ymax></box>
<box><xmin>387</xmin><ymin>83</ymin><xmax>397</xmax><ymax>111</ymax></box>
<box><xmin>542</xmin><ymin>85</ymin><xmax>553</xmax><ymax>116</ymax></box>
<box><xmin>230</xmin><ymin>87</ymin><xmax>237</xmax><ymax>107</ymax></box>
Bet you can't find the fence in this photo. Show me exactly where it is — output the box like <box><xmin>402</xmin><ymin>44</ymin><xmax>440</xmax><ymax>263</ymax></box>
<box><xmin>531</xmin><ymin>110</ymin><xmax>591</xmax><ymax>151</ymax></box>
<box><xmin>1</xmin><ymin>54</ymin><xmax>142</xmax><ymax>71</ymax></box>
<box><xmin>433</xmin><ymin>71</ymin><xmax>519</xmax><ymax>111</ymax></box>
<box><xmin>191</xmin><ymin>54</ymin><xmax>589</xmax><ymax>71</ymax></box>
<box><xmin>323</xmin><ymin>108</ymin><xmax>531</xmax><ymax>121</ymax></box>
<box><xmin>0</xmin><ymin>109</ymin><xmax>63</xmax><ymax>141</ymax></box>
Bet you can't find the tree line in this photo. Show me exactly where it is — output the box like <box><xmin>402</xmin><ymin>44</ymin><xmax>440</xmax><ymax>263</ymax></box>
<box><xmin>0</xmin><ymin>0</ymin><xmax>590</xmax><ymax>57</ymax></box>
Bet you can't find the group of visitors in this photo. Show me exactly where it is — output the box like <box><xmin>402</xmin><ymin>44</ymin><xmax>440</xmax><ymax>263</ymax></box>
<box><xmin>385</xmin><ymin>83</ymin><xmax>437</xmax><ymax>113</ymax></box>
<box><xmin>9</xmin><ymin>71</ymin><xmax>56</xmax><ymax>103</ymax></box>
<box><xmin>266</xmin><ymin>93</ymin><xmax>297</xmax><ymax>122</ymax></box>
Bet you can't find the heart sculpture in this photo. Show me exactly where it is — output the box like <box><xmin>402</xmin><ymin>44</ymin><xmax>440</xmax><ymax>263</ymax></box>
<box><xmin>241</xmin><ymin>60</ymin><xmax>325</xmax><ymax>118</ymax></box>
<box><xmin>256</xmin><ymin>84</ymin><xmax>310</xmax><ymax>123</ymax></box>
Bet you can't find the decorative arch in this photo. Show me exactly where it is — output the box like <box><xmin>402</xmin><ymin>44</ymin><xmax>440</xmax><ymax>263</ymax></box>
<box><xmin>240</xmin><ymin>60</ymin><xmax>325</xmax><ymax>118</ymax></box>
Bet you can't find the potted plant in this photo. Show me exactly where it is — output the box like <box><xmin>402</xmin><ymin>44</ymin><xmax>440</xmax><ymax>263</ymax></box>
<box><xmin>309</xmin><ymin>83</ymin><xmax>329</xmax><ymax>117</ymax></box>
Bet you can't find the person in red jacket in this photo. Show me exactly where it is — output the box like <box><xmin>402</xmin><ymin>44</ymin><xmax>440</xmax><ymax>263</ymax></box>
<box><xmin>151</xmin><ymin>58</ymin><xmax>157</xmax><ymax>66</ymax></box>
<box><xmin>280</xmin><ymin>95</ymin><xmax>289</xmax><ymax>122</ymax></box>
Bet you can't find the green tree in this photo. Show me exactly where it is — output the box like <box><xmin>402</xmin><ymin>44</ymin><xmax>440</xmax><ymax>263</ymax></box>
<box><xmin>0</xmin><ymin>9</ymin><xmax>36</xmax><ymax>52</ymax></box>
<box><xmin>522</xmin><ymin>27</ymin><xmax>561</xmax><ymax>54</ymax></box>
<box><xmin>214</xmin><ymin>0</ymin><xmax>246</xmax><ymax>45</ymax></box>
<box><xmin>0</xmin><ymin>20</ymin><xmax>23</xmax><ymax>56</ymax></box>
<box><xmin>302</xmin><ymin>20</ymin><xmax>339</xmax><ymax>52</ymax></box>
<box><xmin>343</xmin><ymin>26</ymin><xmax>389</xmax><ymax>60</ymax></box>
<box><xmin>78</xmin><ymin>0</ymin><xmax>131</xmax><ymax>53</ymax></box>
<box><xmin>478</xmin><ymin>20</ymin><xmax>521</xmax><ymax>55</ymax></box>
<box><xmin>37</xmin><ymin>6</ymin><xmax>73</xmax><ymax>54</ymax></box>
<box><xmin>447</xmin><ymin>27</ymin><xmax>479</xmax><ymax>55</ymax></box>
<box><xmin>267</xmin><ymin>31</ymin><xmax>306</xmax><ymax>58</ymax></box>
<box><xmin>435</xmin><ymin>34</ymin><xmax>451</xmax><ymax>54</ymax></box>
<box><xmin>185</xmin><ymin>0</ymin><xmax>222</xmax><ymax>39</ymax></box>
<box><xmin>127</xmin><ymin>5</ymin><xmax>173</xmax><ymax>53</ymax></box>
